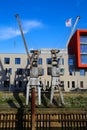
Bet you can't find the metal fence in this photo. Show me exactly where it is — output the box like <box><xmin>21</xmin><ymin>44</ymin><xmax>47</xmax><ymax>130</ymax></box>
<box><xmin>0</xmin><ymin>112</ymin><xmax>87</xmax><ymax>129</ymax></box>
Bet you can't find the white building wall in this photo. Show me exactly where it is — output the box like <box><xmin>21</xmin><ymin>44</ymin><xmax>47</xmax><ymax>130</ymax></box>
<box><xmin>0</xmin><ymin>48</ymin><xmax>87</xmax><ymax>92</ymax></box>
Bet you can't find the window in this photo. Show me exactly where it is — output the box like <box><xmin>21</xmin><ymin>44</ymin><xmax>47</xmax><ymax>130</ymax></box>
<box><xmin>60</xmin><ymin>81</ymin><xmax>64</xmax><ymax>88</ymax></box>
<box><xmin>5</xmin><ymin>68</ymin><xmax>12</xmax><ymax>75</ymax></box>
<box><xmin>69</xmin><ymin>67</ymin><xmax>73</xmax><ymax>75</ymax></box>
<box><xmin>68</xmin><ymin>58</ymin><xmax>73</xmax><ymax>66</ymax></box>
<box><xmin>80</xmin><ymin>36</ymin><xmax>87</xmax><ymax>43</ymax></box>
<box><xmin>46</xmin><ymin>58</ymin><xmax>52</xmax><ymax>64</ymax></box>
<box><xmin>47</xmin><ymin>81</ymin><xmax>49</xmax><ymax>87</ymax></box>
<box><xmin>25</xmin><ymin>69</ymin><xmax>30</xmax><ymax>76</ymax></box>
<box><xmin>57</xmin><ymin>58</ymin><xmax>60</xmax><ymax>64</ymax></box>
<box><xmin>80</xmin><ymin>69</ymin><xmax>85</xmax><ymax>76</ymax></box>
<box><xmin>27</xmin><ymin>59</ymin><xmax>30</xmax><ymax>65</ymax></box>
<box><xmin>5</xmin><ymin>68</ymin><xmax>8</xmax><ymax>75</ymax></box>
<box><xmin>68</xmin><ymin>56</ymin><xmax>76</xmax><ymax>66</ymax></box>
<box><xmin>80</xmin><ymin>44</ymin><xmax>87</xmax><ymax>53</ymax></box>
<box><xmin>69</xmin><ymin>67</ymin><xmax>76</xmax><ymax>76</ymax></box>
<box><xmin>72</xmin><ymin>81</ymin><xmax>75</xmax><ymax>88</ymax></box>
<box><xmin>38</xmin><ymin>58</ymin><xmax>42</xmax><ymax>64</ymax></box>
<box><xmin>4</xmin><ymin>58</ymin><xmax>10</xmax><ymax>64</ymax></box>
<box><xmin>15</xmin><ymin>58</ymin><xmax>21</xmax><ymax>64</ymax></box>
<box><xmin>80</xmin><ymin>81</ymin><xmax>84</xmax><ymax>88</ymax></box>
<box><xmin>62</xmin><ymin>58</ymin><xmax>64</xmax><ymax>65</ymax></box>
<box><xmin>18</xmin><ymin>81</ymin><xmax>22</xmax><ymax>88</ymax></box>
<box><xmin>23</xmin><ymin>81</ymin><xmax>28</xmax><ymax>88</ymax></box>
<box><xmin>81</xmin><ymin>54</ymin><xmax>87</xmax><ymax>64</ymax></box>
<box><xmin>14</xmin><ymin>80</ymin><xmax>22</xmax><ymax>88</ymax></box>
<box><xmin>14</xmin><ymin>80</ymin><xmax>16</xmax><ymax>87</ymax></box>
<box><xmin>60</xmin><ymin>68</ymin><xmax>64</xmax><ymax>75</ymax></box>
<box><xmin>67</xmin><ymin>81</ymin><xmax>70</xmax><ymax>88</ymax></box>
<box><xmin>6</xmin><ymin>68</ymin><xmax>12</xmax><ymax>74</ymax></box>
<box><xmin>73</xmin><ymin>68</ymin><xmax>76</xmax><ymax>76</ymax></box>
<box><xmin>9</xmin><ymin>68</ymin><xmax>12</xmax><ymax>74</ymax></box>
<box><xmin>80</xmin><ymin>36</ymin><xmax>87</xmax><ymax>64</ymax></box>
<box><xmin>16</xmin><ymin>68</ymin><xmax>22</xmax><ymax>75</ymax></box>
<box><xmin>42</xmin><ymin>68</ymin><xmax>44</xmax><ymax>75</ymax></box>
<box><xmin>47</xmin><ymin>67</ymin><xmax>52</xmax><ymax>75</ymax></box>
<box><xmin>4</xmin><ymin>81</ymin><xmax>9</xmax><ymax>87</ymax></box>
<box><xmin>38</xmin><ymin>68</ymin><xmax>44</xmax><ymax>76</ymax></box>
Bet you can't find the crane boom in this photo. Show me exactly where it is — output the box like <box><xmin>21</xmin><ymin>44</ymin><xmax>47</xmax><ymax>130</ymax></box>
<box><xmin>15</xmin><ymin>14</ymin><xmax>30</xmax><ymax>62</ymax></box>
<box><xmin>66</xmin><ymin>16</ymin><xmax>80</xmax><ymax>48</ymax></box>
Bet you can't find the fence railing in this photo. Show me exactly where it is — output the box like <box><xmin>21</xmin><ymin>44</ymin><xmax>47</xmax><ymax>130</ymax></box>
<box><xmin>0</xmin><ymin>112</ymin><xmax>87</xmax><ymax>129</ymax></box>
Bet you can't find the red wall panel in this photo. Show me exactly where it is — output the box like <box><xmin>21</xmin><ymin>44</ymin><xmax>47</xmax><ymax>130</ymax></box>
<box><xmin>68</xmin><ymin>29</ymin><xmax>87</xmax><ymax>68</ymax></box>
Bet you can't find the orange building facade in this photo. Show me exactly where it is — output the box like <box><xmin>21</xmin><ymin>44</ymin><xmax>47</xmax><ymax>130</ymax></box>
<box><xmin>68</xmin><ymin>30</ymin><xmax>87</xmax><ymax>68</ymax></box>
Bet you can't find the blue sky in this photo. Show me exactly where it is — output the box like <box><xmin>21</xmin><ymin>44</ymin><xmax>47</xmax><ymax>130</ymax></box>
<box><xmin>0</xmin><ymin>0</ymin><xmax>87</xmax><ymax>53</ymax></box>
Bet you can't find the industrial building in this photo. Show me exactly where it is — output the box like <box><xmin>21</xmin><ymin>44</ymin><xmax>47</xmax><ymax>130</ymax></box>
<box><xmin>0</xmin><ymin>29</ymin><xmax>87</xmax><ymax>92</ymax></box>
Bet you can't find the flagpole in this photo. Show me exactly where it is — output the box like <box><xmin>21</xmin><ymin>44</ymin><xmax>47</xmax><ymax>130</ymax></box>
<box><xmin>66</xmin><ymin>16</ymin><xmax>80</xmax><ymax>48</ymax></box>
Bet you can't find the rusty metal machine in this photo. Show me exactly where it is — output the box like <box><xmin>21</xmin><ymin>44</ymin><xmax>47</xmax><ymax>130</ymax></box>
<box><xmin>26</xmin><ymin>50</ymin><xmax>42</xmax><ymax>105</ymax></box>
<box><xmin>50</xmin><ymin>49</ymin><xmax>65</xmax><ymax>105</ymax></box>
<box><xmin>15</xmin><ymin>14</ymin><xmax>42</xmax><ymax>105</ymax></box>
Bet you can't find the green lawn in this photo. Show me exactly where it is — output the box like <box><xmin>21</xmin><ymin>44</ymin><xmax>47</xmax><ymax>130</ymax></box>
<box><xmin>0</xmin><ymin>91</ymin><xmax>87</xmax><ymax>110</ymax></box>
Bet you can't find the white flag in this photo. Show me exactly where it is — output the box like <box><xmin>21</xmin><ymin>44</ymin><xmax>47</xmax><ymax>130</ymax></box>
<box><xmin>65</xmin><ymin>18</ymin><xmax>72</xmax><ymax>27</ymax></box>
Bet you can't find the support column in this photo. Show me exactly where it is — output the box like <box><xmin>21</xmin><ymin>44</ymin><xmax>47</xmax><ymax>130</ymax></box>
<box><xmin>50</xmin><ymin>87</ymin><xmax>54</xmax><ymax>104</ymax></box>
<box><xmin>31</xmin><ymin>87</ymin><xmax>36</xmax><ymax>130</ymax></box>
<box><xmin>38</xmin><ymin>86</ymin><xmax>41</xmax><ymax>105</ymax></box>
<box><xmin>26</xmin><ymin>85</ymin><xmax>30</xmax><ymax>105</ymax></box>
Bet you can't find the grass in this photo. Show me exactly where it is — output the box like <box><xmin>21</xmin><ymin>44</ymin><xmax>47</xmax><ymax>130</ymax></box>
<box><xmin>64</xmin><ymin>93</ymin><xmax>87</xmax><ymax>108</ymax></box>
<box><xmin>0</xmin><ymin>91</ymin><xmax>87</xmax><ymax>111</ymax></box>
<box><xmin>0</xmin><ymin>92</ymin><xmax>26</xmax><ymax>108</ymax></box>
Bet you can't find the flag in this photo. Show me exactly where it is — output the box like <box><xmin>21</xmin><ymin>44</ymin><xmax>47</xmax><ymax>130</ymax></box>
<box><xmin>65</xmin><ymin>18</ymin><xmax>72</xmax><ymax>27</ymax></box>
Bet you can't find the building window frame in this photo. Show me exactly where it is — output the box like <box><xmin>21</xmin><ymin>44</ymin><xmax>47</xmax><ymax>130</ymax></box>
<box><xmin>25</xmin><ymin>69</ymin><xmax>30</xmax><ymax>76</ymax></box>
<box><xmin>80</xmin><ymin>69</ymin><xmax>85</xmax><ymax>76</ymax></box>
<box><xmin>80</xmin><ymin>81</ymin><xmax>84</xmax><ymax>88</ymax></box>
<box><xmin>47</xmin><ymin>67</ymin><xmax>52</xmax><ymax>75</ymax></box>
<box><xmin>27</xmin><ymin>58</ymin><xmax>30</xmax><ymax>65</ymax></box>
<box><xmin>4</xmin><ymin>80</ymin><xmax>9</xmax><ymax>87</ymax></box>
<box><xmin>69</xmin><ymin>67</ymin><xmax>73</xmax><ymax>75</ymax></box>
<box><xmin>42</xmin><ymin>68</ymin><xmax>44</xmax><ymax>75</ymax></box>
<box><xmin>60</xmin><ymin>81</ymin><xmax>64</xmax><ymax>88</ymax></box>
<box><xmin>62</xmin><ymin>58</ymin><xmax>64</xmax><ymax>65</ymax></box>
<box><xmin>16</xmin><ymin>68</ymin><xmax>22</xmax><ymax>75</ymax></box>
<box><xmin>68</xmin><ymin>58</ymin><xmax>73</xmax><ymax>66</ymax></box>
<box><xmin>57</xmin><ymin>58</ymin><xmax>60</xmax><ymax>64</ymax></box>
<box><xmin>72</xmin><ymin>81</ymin><xmax>75</xmax><ymax>88</ymax></box>
<box><xmin>38</xmin><ymin>58</ymin><xmax>43</xmax><ymax>65</ymax></box>
<box><xmin>4</xmin><ymin>58</ymin><xmax>10</xmax><ymax>64</ymax></box>
<box><xmin>46</xmin><ymin>58</ymin><xmax>52</xmax><ymax>64</ymax></box>
<box><xmin>18</xmin><ymin>80</ymin><xmax>22</xmax><ymax>88</ymax></box>
<box><xmin>67</xmin><ymin>81</ymin><xmax>70</xmax><ymax>88</ymax></box>
<box><xmin>9</xmin><ymin>68</ymin><xmax>12</xmax><ymax>75</ymax></box>
<box><xmin>15</xmin><ymin>58</ymin><xmax>21</xmax><ymax>64</ymax></box>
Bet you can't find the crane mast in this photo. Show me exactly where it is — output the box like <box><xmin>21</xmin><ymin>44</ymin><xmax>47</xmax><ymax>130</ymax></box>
<box><xmin>66</xmin><ymin>16</ymin><xmax>80</xmax><ymax>48</ymax></box>
<box><xmin>15</xmin><ymin>14</ymin><xmax>30</xmax><ymax>62</ymax></box>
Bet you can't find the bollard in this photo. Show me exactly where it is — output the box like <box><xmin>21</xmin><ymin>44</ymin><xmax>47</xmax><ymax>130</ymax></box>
<box><xmin>31</xmin><ymin>87</ymin><xmax>36</xmax><ymax>130</ymax></box>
